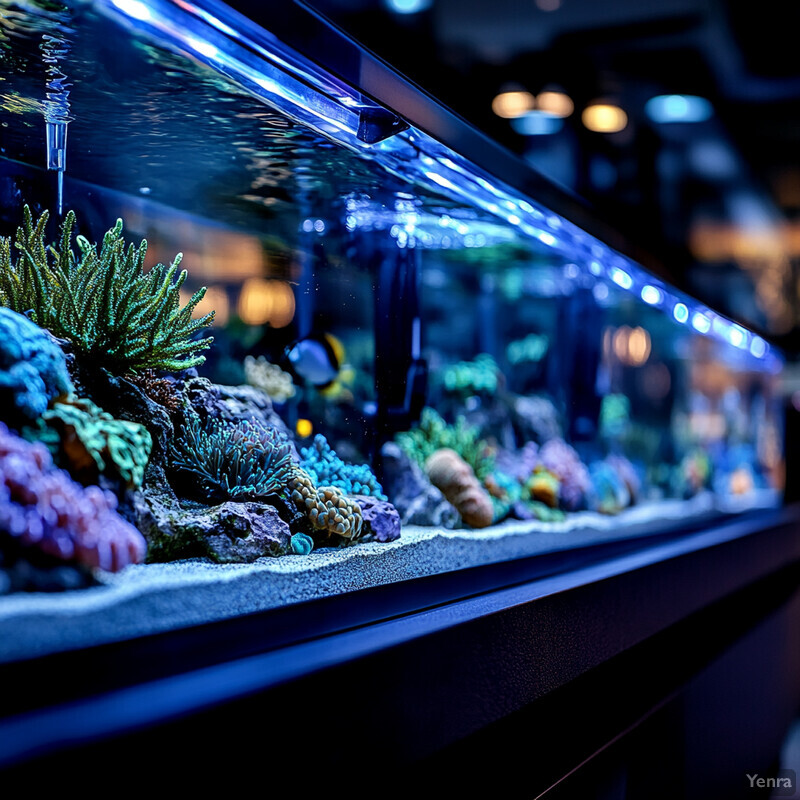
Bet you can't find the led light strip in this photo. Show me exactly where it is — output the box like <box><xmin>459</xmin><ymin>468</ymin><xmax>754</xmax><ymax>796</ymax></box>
<box><xmin>94</xmin><ymin>0</ymin><xmax>777</xmax><ymax>364</ymax></box>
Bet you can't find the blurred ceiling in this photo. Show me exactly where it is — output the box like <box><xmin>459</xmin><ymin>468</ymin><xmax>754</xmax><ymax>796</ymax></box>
<box><xmin>304</xmin><ymin>0</ymin><xmax>800</xmax><ymax>348</ymax></box>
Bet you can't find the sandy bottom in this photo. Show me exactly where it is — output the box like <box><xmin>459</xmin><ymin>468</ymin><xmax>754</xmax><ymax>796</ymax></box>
<box><xmin>0</xmin><ymin>490</ymin><xmax>779</xmax><ymax>663</ymax></box>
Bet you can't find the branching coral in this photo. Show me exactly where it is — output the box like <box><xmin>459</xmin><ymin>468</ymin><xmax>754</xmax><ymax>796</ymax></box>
<box><xmin>26</xmin><ymin>396</ymin><xmax>153</xmax><ymax>489</ymax></box>
<box><xmin>0</xmin><ymin>421</ymin><xmax>146</xmax><ymax>572</ymax></box>
<box><xmin>300</xmin><ymin>434</ymin><xmax>386</xmax><ymax>500</ymax></box>
<box><xmin>397</xmin><ymin>407</ymin><xmax>494</xmax><ymax>483</ymax></box>
<box><xmin>244</xmin><ymin>355</ymin><xmax>295</xmax><ymax>403</ymax></box>
<box><xmin>0</xmin><ymin>205</ymin><xmax>214</xmax><ymax>373</ymax></box>
<box><xmin>0</xmin><ymin>307</ymin><xmax>73</xmax><ymax>422</ymax></box>
<box><xmin>170</xmin><ymin>414</ymin><xmax>295</xmax><ymax>503</ymax></box>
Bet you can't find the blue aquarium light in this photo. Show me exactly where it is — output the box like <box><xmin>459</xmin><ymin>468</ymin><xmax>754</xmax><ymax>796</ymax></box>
<box><xmin>93</xmin><ymin>0</ymin><xmax>772</xmax><ymax>361</ymax></box>
<box><xmin>641</xmin><ymin>285</ymin><xmax>663</xmax><ymax>306</ymax></box>
<box><xmin>645</xmin><ymin>94</ymin><xmax>713</xmax><ymax>124</ymax></box>
<box><xmin>511</xmin><ymin>111</ymin><xmax>564</xmax><ymax>136</ymax></box>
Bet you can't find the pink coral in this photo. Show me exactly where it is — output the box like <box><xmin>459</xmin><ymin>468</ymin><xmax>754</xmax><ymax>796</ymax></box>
<box><xmin>0</xmin><ymin>422</ymin><xmax>146</xmax><ymax>572</ymax></box>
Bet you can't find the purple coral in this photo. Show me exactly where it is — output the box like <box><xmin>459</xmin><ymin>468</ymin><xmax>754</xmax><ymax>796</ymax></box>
<box><xmin>0</xmin><ymin>422</ymin><xmax>146</xmax><ymax>573</ymax></box>
<box><xmin>539</xmin><ymin>439</ymin><xmax>593</xmax><ymax>511</ymax></box>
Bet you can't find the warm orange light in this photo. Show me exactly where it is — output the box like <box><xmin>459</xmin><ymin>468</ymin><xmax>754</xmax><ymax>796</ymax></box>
<box><xmin>296</xmin><ymin>418</ymin><xmax>313</xmax><ymax>438</ymax></box>
<box><xmin>536</xmin><ymin>91</ymin><xmax>574</xmax><ymax>118</ymax></box>
<box><xmin>613</xmin><ymin>326</ymin><xmax>630</xmax><ymax>361</ymax></box>
<box><xmin>582</xmin><ymin>103</ymin><xmax>628</xmax><ymax>133</ymax></box>
<box><xmin>492</xmin><ymin>90</ymin><xmax>535</xmax><ymax>119</ymax></box>
<box><xmin>612</xmin><ymin>325</ymin><xmax>651</xmax><ymax>366</ymax></box>
<box><xmin>627</xmin><ymin>327</ymin><xmax>651</xmax><ymax>366</ymax></box>
<box><xmin>237</xmin><ymin>279</ymin><xmax>295</xmax><ymax>327</ymax></box>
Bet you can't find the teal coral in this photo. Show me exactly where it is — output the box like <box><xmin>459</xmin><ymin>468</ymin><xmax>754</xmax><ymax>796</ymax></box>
<box><xmin>442</xmin><ymin>354</ymin><xmax>500</xmax><ymax>396</ymax></box>
<box><xmin>170</xmin><ymin>415</ymin><xmax>294</xmax><ymax>503</ymax></box>
<box><xmin>0</xmin><ymin>307</ymin><xmax>73</xmax><ymax>422</ymax></box>
<box><xmin>299</xmin><ymin>434</ymin><xmax>386</xmax><ymax>500</ymax></box>
<box><xmin>0</xmin><ymin>205</ymin><xmax>214</xmax><ymax>373</ymax></box>
<box><xmin>506</xmin><ymin>333</ymin><xmax>549</xmax><ymax>365</ymax></box>
<box><xmin>397</xmin><ymin>407</ymin><xmax>494</xmax><ymax>482</ymax></box>
<box><xmin>290</xmin><ymin>532</ymin><xmax>314</xmax><ymax>555</ymax></box>
<box><xmin>26</xmin><ymin>396</ymin><xmax>153</xmax><ymax>489</ymax></box>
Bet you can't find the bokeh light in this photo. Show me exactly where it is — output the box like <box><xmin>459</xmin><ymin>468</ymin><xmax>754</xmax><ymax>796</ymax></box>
<box><xmin>582</xmin><ymin>103</ymin><xmax>628</xmax><ymax>133</ymax></box>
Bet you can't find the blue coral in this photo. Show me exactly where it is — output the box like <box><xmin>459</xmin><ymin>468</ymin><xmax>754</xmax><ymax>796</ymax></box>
<box><xmin>299</xmin><ymin>434</ymin><xmax>387</xmax><ymax>500</ymax></box>
<box><xmin>0</xmin><ymin>308</ymin><xmax>73</xmax><ymax>422</ymax></box>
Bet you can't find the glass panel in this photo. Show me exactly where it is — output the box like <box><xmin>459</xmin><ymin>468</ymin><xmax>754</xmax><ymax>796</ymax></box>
<box><xmin>0</xmin><ymin>0</ymin><xmax>785</xmax><ymax>662</ymax></box>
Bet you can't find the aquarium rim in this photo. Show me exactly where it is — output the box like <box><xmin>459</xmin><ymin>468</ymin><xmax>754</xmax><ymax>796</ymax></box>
<box><xmin>93</xmin><ymin>0</ymin><xmax>781</xmax><ymax>360</ymax></box>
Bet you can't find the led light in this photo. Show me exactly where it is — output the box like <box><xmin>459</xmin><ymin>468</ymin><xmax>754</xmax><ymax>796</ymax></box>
<box><xmin>425</xmin><ymin>171</ymin><xmax>458</xmax><ymax>192</ymax></box>
<box><xmin>611</xmin><ymin>267</ymin><xmax>633</xmax><ymax>289</ymax></box>
<box><xmin>511</xmin><ymin>110</ymin><xmax>563</xmax><ymax>135</ymax></box>
<box><xmin>385</xmin><ymin>0</ymin><xmax>432</xmax><ymax>12</ymax></box>
<box><xmin>185</xmin><ymin>37</ymin><xmax>219</xmax><ymax>59</ymax></box>
<box><xmin>582</xmin><ymin>103</ymin><xmax>628</xmax><ymax>133</ymax></box>
<box><xmin>590</xmin><ymin>260</ymin><xmax>603</xmax><ymax>276</ymax></box>
<box><xmin>593</xmin><ymin>283</ymin><xmax>609</xmax><ymax>301</ymax></box>
<box><xmin>750</xmin><ymin>337</ymin><xmax>767</xmax><ymax>358</ymax></box>
<box><xmin>726</xmin><ymin>325</ymin><xmax>744</xmax><ymax>348</ymax></box>
<box><xmin>536</xmin><ymin>91</ymin><xmax>574</xmax><ymax>118</ymax></box>
<box><xmin>492</xmin><ymin>91</ymin><xmax>535</xmax><ymax>119</ymax></box>
<box><xmin>674</xmin><ymin>303</ymin><xmax>689</xmax><ymax>323</ymax></box>
<box><xmin>641</xmin><ymin>285</ymin><xmax>662</xmax><ymax>305</ymax></box>
<box><xmin>111</xmin><ymin>0</ymin><xmax>151</xmax><ymax>20</ymax></box>
<box><xmin>692</xmin><ymin>312</ymin><xmax>711</xmax><ymax>333</ymax></box>
<box><xmin>645</xmin><ymin>94</ymin><xmax>713</xmax><ymax>124</ymax></box>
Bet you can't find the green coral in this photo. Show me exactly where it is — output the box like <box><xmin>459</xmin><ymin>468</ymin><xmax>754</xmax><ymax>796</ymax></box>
<box><xmin>442</xmin><ymin>354</ymin><xmax>500</xmax><ymax>397</ymax></box>
<box><xmin>0</xmin><ymin>205</ymin><xmax>214</xmax><ymax>373</ymax></box>
<box><xmin>25</xmin><ymin>396</ymin><xmax>152</xmax><ymax>489</ymax></box>
<box><xmin>397</xmin><ymin>407</ymin><xmax>494</xmax><ymax>483</ymax></box>
<box><xmin>170</xmin><ymin>415</ymin><xmax>295</xmax><ymax>503</ymax></box>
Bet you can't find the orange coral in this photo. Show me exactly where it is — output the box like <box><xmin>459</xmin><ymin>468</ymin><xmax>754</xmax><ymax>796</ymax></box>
<box><xmin>424</xmin><ymin>448</ymin><xmax>494</xmax><ymax>528</ymax></box>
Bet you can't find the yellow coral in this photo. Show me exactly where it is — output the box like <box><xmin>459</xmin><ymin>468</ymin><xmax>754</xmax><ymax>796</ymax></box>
<box><xmin>288</xmin><ymin>467</ymin><xmax>363</xmax><ymax>539</ymax></box>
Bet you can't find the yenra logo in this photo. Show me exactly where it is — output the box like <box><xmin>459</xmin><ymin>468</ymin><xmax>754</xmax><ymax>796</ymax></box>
<box><xmin>747</xmin><ymin>772</ymin><xmax>794</xmax><ymax>790</ymax></box>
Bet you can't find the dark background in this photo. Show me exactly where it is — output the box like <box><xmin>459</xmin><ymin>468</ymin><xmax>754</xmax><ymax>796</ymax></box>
<box><xmin>304</xmin><ymin>0</ymin><xmax>800</xmax><ymax>354</ymax></box>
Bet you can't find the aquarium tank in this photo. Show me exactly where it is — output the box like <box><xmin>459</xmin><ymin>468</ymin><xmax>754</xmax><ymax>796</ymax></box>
<box><xmin>0</xmin><ymin>0</ymin><xmax>786</xmax><ymax>663</ymax></box>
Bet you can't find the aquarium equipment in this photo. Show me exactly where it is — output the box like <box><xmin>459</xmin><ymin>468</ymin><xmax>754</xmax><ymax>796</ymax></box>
<box><xmin>0</xmin><ymin>0</ymin><xmax>795</xmax><ymax>781</ymax></box>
